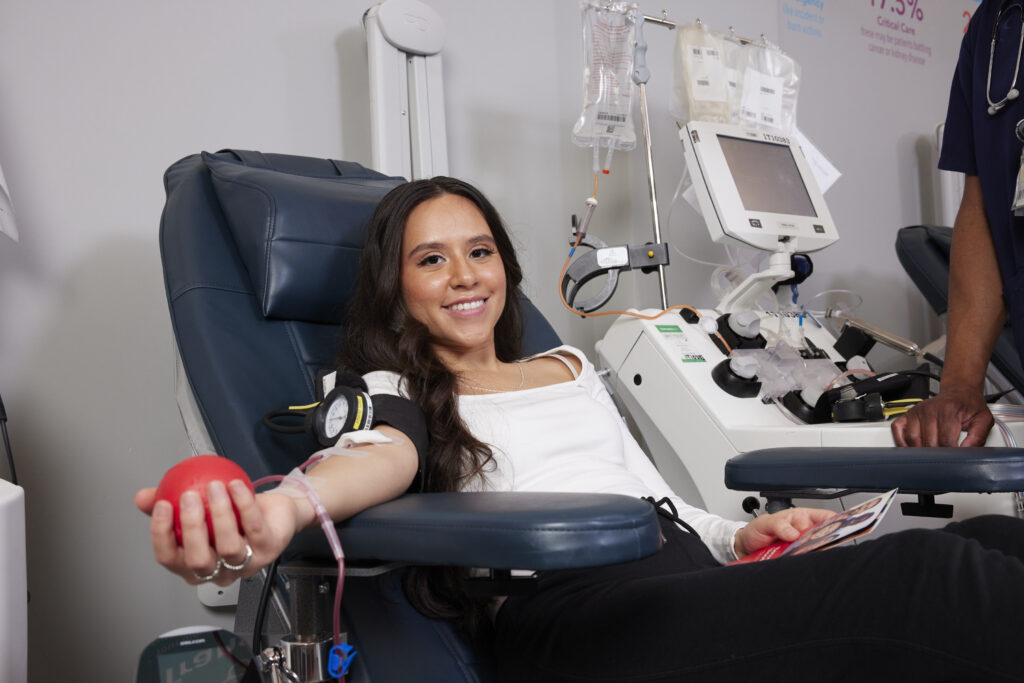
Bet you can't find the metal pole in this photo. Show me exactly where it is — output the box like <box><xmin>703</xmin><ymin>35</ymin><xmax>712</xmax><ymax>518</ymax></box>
<box><xmin>637</xmin><ymin>82</ymin><xmax>668</xmax><ymax>310</ymax></box>
<box><xmin>633</xmin><ymin>17</ymin><xmax>669</xmax><ymax>309</ymax></box>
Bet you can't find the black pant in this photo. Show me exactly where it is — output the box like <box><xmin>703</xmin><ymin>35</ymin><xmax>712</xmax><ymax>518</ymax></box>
<box><xmin>494</xmin><ymin>515</ymin><xmax>1024</xmax><ymax>682</ymax></box>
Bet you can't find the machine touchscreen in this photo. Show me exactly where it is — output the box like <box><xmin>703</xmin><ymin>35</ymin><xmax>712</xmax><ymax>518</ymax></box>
<box><xmin>680</xmin><ymin>120</ymin><xmax>838</xmax><ymax>253</ymax></box>
<box><xmin>718</xmin><ymin>135</ymin><xmax>817</xmax><ymax>218</ymax></box>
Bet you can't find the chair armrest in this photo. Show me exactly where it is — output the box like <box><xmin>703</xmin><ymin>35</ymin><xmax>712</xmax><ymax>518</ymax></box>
<box><xmin>282</xmin><ymin>492</ymin><xmax>661</xmax><ymax>570</ymax></box>
<box><xmin>725</xmin><ymin>447</ymin><xmax>1024</xmax><ymax>493</ymax></box>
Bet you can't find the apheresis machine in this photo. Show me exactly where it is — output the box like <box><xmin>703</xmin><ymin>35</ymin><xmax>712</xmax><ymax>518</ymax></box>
<box><xmin>564</xmin><ymin>3</ymin><xmax>1024</xmax><ymax>525</ymax></box>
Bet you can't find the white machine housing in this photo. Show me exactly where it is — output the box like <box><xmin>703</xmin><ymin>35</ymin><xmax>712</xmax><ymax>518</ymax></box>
<box><xmin>0</xmin><ymin>478</ymin><xmax>27</xmax><ymax>683</ymax></box>
<box><xmin>681</xmin><ymin>121</ymin><xmax>839</xmax><ymax>253</ymax></box>
<box><xmin>597</xmin><ymin>310</ymin><xmax>1020</xmax><ymax>527</ymax></box>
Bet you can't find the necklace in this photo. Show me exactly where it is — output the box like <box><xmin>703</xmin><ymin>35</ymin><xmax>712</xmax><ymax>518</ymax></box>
<box><xmin>458</xmin><ymin>361</ymin><xmax>525</xmax><ymax>394</ymax></box>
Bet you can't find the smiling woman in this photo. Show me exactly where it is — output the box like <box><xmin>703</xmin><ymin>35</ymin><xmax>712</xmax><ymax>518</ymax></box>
<box><xmin>400</xmin><ymin>193</ymin><xmax>508</xmax><ymax>371</ymax></box>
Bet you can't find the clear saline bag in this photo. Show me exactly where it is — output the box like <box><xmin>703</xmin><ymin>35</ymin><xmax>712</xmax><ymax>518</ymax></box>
<box><xmin>737</xmin><ymin>38</ymin><xmax>801</xmax><ymax>134</ymax></box>
<box><xmin>572</xmin><ymin>0</ymin><xmax>640</xmax><ymax>170</ymax></box>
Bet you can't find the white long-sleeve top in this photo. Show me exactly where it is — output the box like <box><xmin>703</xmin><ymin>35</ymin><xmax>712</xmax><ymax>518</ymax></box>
<box><xmin>364</xmin><ymin>345</ymin><xmax>744</xmax><ymax>564</ymax></box>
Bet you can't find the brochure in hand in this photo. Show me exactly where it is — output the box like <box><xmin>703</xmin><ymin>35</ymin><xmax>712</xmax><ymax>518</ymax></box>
<box><xmin>729</xmin><ymin>489</ymin><xmax>898</xmax><ymax>565</ymax></box>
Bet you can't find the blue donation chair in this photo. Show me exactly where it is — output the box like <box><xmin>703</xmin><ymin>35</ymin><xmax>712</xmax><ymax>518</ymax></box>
<box><xmin>159</xmin><ymin>150</ymin><xmax>663</xmax><ymax>682</ymax></box>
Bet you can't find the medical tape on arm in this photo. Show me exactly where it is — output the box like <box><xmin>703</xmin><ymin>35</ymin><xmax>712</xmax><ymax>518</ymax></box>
<box><xmin>270</xmin><ymin>431</ymin><xmax>393</xmax><ymax>501</ymax></box>
<box><xmin>271</xmin><ymin>428</ymin><xmax>401</xmax><ymax>501</ymax></box>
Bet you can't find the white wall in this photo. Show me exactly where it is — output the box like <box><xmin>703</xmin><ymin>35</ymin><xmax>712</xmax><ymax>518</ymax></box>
<box><xmin>0</xmin><ymin>0</ymin><xmax>975</xmax><ymax>679</ymax></box>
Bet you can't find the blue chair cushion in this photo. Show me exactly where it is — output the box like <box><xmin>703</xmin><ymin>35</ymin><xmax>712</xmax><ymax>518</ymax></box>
<box><xmin>725</xmin><ymin>446</ymin><xmax>1024</xmax><ymax>493</ymax></box>
<box><xmin>204</xmin><ymin>151</ymin><xmax>403</xmax><ymax>324</ymax></box>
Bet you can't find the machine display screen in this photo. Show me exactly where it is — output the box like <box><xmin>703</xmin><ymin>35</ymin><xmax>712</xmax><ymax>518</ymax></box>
<box><xmin>137</xmin><ymin>630</ymin><xmax>260</xmax><ymax>683</ymax></box>
<box><xmin>155</xmin><ymin>648</ymin><xmax>254</xmax><ymax>683</ymax></box>
<box><xmin>717</xmin><ymin>134</ymin><xmax>817</xmax><ymax>218</ymax></box>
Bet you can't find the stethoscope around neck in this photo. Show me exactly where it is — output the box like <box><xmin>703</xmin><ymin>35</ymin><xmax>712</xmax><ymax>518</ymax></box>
<box><xmin>988</xmin><ymin>0</ymin><xmax>1024</xmax><ymax>116</ymax></box>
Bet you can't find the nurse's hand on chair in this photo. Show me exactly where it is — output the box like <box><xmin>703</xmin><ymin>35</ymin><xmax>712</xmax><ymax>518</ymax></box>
<box><xmin>890</xmin><ymin>385</ymin><xmax>993</xmax><ymax>447</ymax></box>
<box><xmin>733</xmin><ymin>507</ymin><xmax>836</xmax><ymax>558</ymax></box>
<box><xmin>135</xmin><ymin>483</ymin><xmax>300</xmax><ymax>586</ymax></box>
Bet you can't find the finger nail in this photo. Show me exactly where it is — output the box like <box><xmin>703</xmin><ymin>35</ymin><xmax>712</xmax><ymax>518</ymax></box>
<box><xmin>181</xmin><ymin>491</ymin><xmax>202</xmax><ymax>511</ymax></box>
<box><xmin>153</xmin><ymin>501</ymin><xmax>172</xmax><ymax>521</ymax></box>
<box><xmin>228</xmin><ymin>480</ymin><xmax>249</xmax><ymax>498</ymax></box>
<box><xmin>208</xmin><ymin>480</ymin><xmax>228</xmax><ymax>502</ymax></box>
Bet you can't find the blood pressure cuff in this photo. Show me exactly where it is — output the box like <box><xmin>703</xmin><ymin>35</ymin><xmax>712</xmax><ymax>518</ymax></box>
<box><xmin>369</xmin><ymin>393</ymin><xmax>428</xmax><ymax>493</ymax></box>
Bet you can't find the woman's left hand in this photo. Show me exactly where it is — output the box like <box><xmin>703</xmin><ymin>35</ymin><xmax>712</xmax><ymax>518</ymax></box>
<box><xmin>733</xmin><ymin>507</ymin><xmax>837</xmax><ymax>558</ymax></box>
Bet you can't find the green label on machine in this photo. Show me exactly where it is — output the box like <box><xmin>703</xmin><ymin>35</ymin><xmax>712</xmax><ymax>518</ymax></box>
<box><xmin>655</xmin><ymin>323</ymin><xmax>705</xmax><ymax>363</ymax></box>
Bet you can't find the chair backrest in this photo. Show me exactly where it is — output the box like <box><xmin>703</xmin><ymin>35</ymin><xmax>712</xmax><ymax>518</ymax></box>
<box><xmin>896</xmin><ymin>224</ymin><xmax>1024</xmax><ymax>395</ymax></box>
<box><xmin>159</xmin><ymin>150</ymin><xmax>562</xmax><ymax>682</ymax></box>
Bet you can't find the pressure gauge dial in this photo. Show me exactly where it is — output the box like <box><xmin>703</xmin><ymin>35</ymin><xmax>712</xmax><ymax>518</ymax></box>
<box><xmin>323</xmin><ymin>397</ymin><xmax>350</xmax><ymax>440</ymax></box>
<box><xmin>311</xmin><ymin>386</ymin><xmax>373</xmax><ymax>447</ymax></box>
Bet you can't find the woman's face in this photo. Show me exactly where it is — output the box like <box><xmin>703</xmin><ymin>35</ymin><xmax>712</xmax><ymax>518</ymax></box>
<box><xmin>400</xmin><ymin>193</ymin><xmax>507</xmax><ymax>360</ymax></box>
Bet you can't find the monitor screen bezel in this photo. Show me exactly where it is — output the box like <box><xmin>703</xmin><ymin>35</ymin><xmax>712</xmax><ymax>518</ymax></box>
<box><xmin>681</xmin><ymin>121</ymin><xmax>838</xmax><ymax>253</ymax></box>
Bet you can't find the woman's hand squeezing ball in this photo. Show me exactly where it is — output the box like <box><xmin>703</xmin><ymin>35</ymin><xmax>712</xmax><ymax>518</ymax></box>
<box><xmin>135</xmin><ymin>455</ymin><xmax>300</xmax><ymax>586</ymax></box>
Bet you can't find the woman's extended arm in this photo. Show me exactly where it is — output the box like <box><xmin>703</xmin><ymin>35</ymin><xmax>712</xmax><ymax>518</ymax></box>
<box><xmin>135</xmin><ymin>424</ymin><xmax>419</xmax><ymax>586</ymax></box>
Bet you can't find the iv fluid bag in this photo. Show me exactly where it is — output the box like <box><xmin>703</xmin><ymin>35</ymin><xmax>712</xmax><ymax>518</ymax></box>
<box><xmin>737</xmin><ymin>39</ymin><xmax>801</xmax><ymax>134</ymax></box>
<box><xmin>671</xmin><ymin>22</ymin><xmax>730</xmax><ymax>124</ymax></box>
<box><xmin>572</xmin><ymin>1</ymin><xmax>638</xmax><ymax>151</ymax></box>
<box><xmin>720</xmin><ymin>32</ymin><xmax>746</xmax><ymax>123</ymax></box>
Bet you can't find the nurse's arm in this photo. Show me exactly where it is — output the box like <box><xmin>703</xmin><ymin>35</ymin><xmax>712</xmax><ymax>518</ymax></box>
<box><xmin>892</xmin><ymin>175</ymin><xmax>1001</xmax><ymax>447</ymax></box>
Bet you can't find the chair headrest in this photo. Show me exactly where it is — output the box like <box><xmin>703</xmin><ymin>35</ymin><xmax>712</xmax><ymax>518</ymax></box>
<box><xmin>203</xmin><ymin>151</ymin><xmax>404</xmax><ymax>324</ymax></box>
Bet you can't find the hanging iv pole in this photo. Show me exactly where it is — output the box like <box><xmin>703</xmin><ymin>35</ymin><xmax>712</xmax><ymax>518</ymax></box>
<box><xmin>632</xmin><ymin>15</ymin><xmax>672</xmax><ymax>310</ymax></box>
<box><xmin>631</xmin><ymin>15</ymin><xmax>756</xmax><ymax>311</ymax></box>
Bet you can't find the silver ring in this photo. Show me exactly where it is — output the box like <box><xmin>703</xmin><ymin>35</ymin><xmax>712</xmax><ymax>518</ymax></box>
<box><xmin>221</xmin><ymin>544</ymin><xmax>253</xmax><ymax>572</ymax></box>
<box><xmin>193</xmin><ymin>559</ymin><xmax>224</xmax><ymax>582</ymax></box>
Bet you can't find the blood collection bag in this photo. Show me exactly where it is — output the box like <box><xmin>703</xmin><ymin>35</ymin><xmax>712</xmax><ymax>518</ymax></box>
<box><xmin>671</xmin><ymin>22</ymin><xmax>730</xmax><ymax>124</ymax></box>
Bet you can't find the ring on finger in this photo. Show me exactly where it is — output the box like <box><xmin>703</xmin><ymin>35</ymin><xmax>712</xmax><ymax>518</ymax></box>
<box><xmin>221</xmin><ymin>544</ymin><xmax>253</xmax><ymax>572</ymax></box>
<box><xmin>193</xmin><ymin>559</ymin><xmax>224</xmax><ymax>583</ymax></box>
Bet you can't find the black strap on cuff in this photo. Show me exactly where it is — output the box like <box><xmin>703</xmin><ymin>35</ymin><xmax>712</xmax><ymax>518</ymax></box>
<box><xmin>370</xmin><ymin>394</ymin><xmax>429</xmax><ymax>492</ymax></box>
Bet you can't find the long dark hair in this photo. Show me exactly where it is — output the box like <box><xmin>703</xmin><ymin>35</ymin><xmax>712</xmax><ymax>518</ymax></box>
<box><xmin>337</xmin><ymin>176</ymin><xmax>525</xmax><ymax>641</ymax></box>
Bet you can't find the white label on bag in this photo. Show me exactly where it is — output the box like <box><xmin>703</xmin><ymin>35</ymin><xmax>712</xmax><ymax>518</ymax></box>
<box><xmin>739</xmin><ymin>70</ymin><xmax>784</xmax><ymax>129</ymax></box>
<box><xmin>688</xmin><ymin>47</ymin><xmax>728</xmax><ymax>102</ymax></box>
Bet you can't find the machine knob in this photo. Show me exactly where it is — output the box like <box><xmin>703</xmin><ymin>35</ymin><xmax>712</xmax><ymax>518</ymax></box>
<box><xmin>711</xmin><ymin>356</ymin><xmax>761</xmax><ymax>398</ymax></box>
<box><xmin>799</xmin><ymin>386</ymin><xmax>823</xmax><ymax>407</ymax></box>
<box><xmin>729</xmin><ymin>354</ymin><xmax>759</xmax><ymax>379</ymax></box>
<box><xmin>727</xmin><ymin>310</ymin><xmax>761</xmax><ymax>339</ymax></box>
<box><xmin>698</xmin><ymin>316</ymin><xmax>719</xmax><ymax>335</ymax></box>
